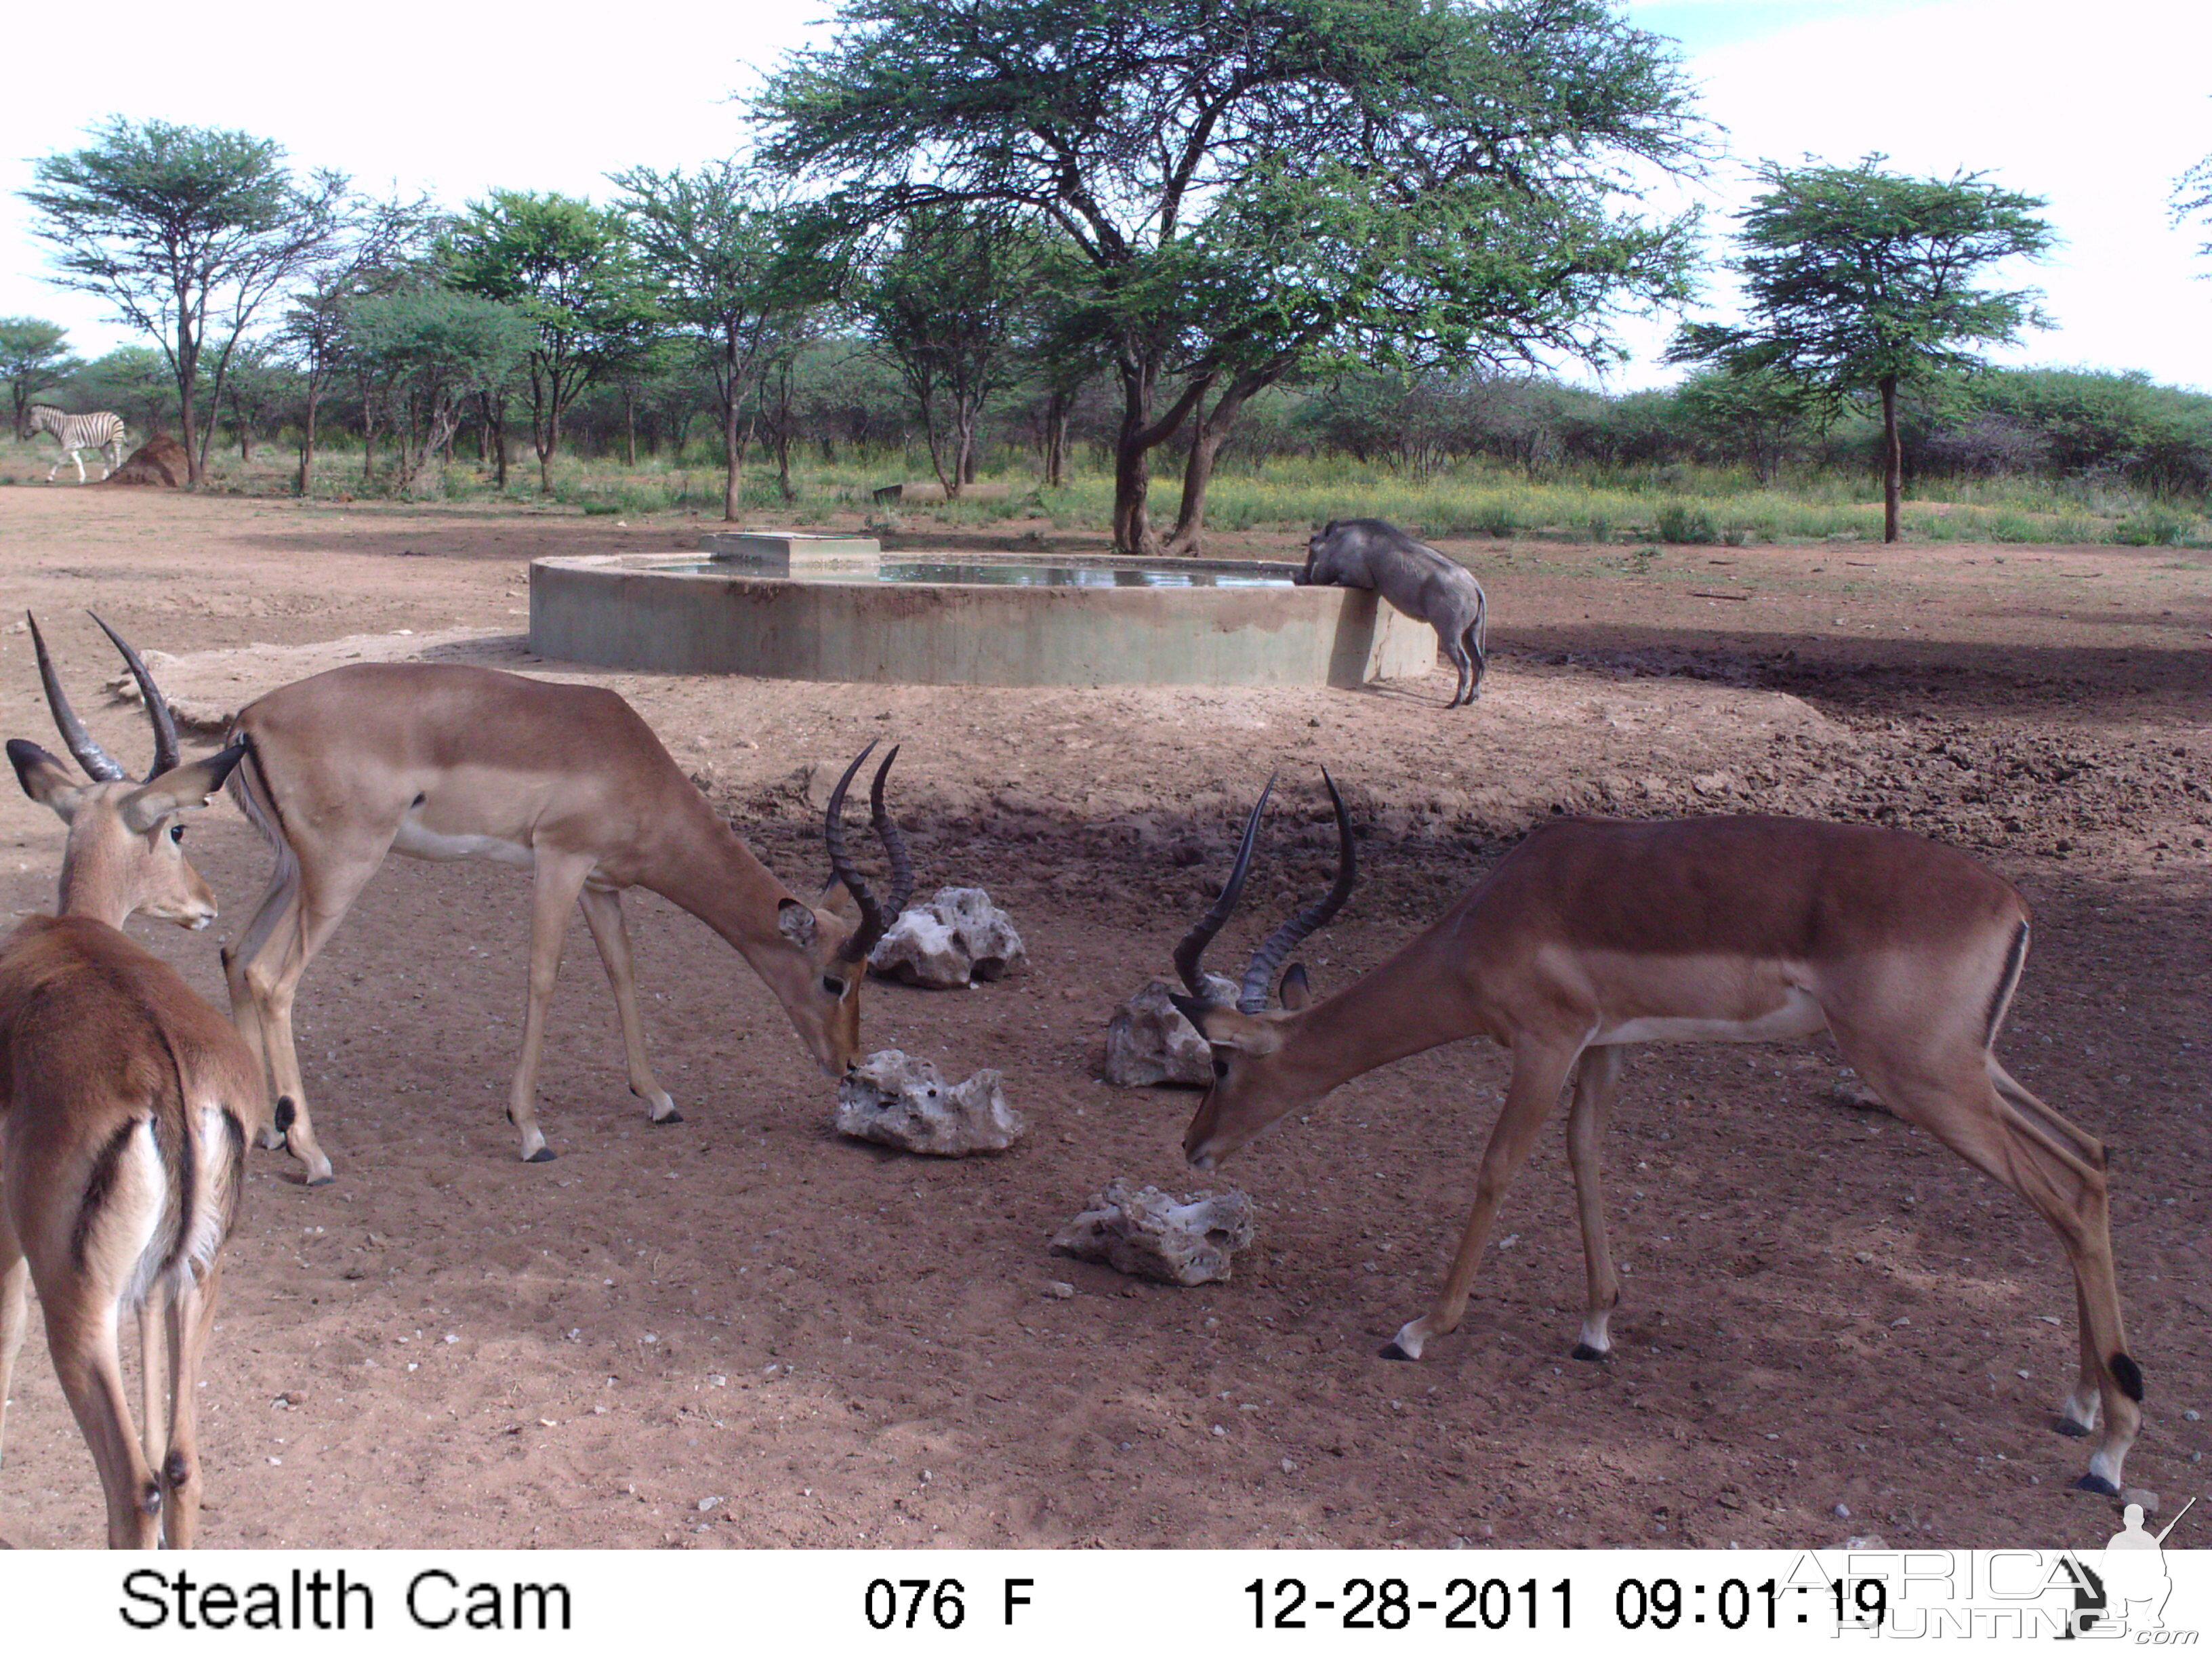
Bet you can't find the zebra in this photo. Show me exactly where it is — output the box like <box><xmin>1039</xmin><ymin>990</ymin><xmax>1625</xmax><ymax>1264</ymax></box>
<box><xmin>26</xmin><ymin>405</ymin><xmax>129</xmax><ymax>483</ymax></box>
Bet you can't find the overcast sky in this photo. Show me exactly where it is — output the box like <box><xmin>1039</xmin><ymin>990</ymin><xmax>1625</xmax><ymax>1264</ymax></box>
<box><xmin>2</xmin><ymin>0</ymin><xmax>2206</xmax><ymax>392</ymax></box>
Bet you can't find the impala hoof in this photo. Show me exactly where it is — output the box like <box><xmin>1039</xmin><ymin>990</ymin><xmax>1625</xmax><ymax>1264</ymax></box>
<box><xmin>2053</xmin><ymin>1415</ymin><xmax>2092</xmax><ymax>1438</ymax></box>
<box><xmin>1571</xmin><ymin>1343</ymin><xmax>1610</xmax><ymax>1362</ymax></box>
<box><xmin>651</xmin><ymin>1109</ymin><xmax>684</xmax><ymax>1125</ymax></box>
<box><xmin>1378</xmin><ymin>1340</ymin><xmax>1416</xmax><ymax>1361</ymax></box>
<box><xmin>525</xmin><ymin>1147</ymin><xmax>556</xmax><ymax>1164</ymax></box>
<box><xmin>304</xmin><ymin>1170</ymin><xmax>335</xmax><ymax>1188</ymax></box>
<box><xmin>2071</xmin><ymin>1473</ymin><xmax>2121</xmax><ymax>1496</ymax></box>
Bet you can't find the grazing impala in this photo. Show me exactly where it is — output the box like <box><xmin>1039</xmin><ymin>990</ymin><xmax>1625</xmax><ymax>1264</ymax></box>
<box><xmin>1</xmin><ymin>615</ymin><xmax>265</xmax><ymax>1547</ymax></box>
<box><xmin>1169</xmin><ymin>775</ymin><xmax>2141</xmax><ymax>1494</ymax></box>
<box><xmin>222</xmin><ymin>663</ymin><xmax>911</xmax><ymax>1181</ymax></box>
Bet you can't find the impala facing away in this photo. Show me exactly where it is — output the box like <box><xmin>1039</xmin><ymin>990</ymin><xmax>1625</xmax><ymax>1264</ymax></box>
<box><xmin>1</xmin><ymin>616</ymin><xmax>265</xmax><ymax>1546</ymax></box>
<box><xmin>1170</xmin><ymin>776</ymin><xmax>2142</xmax><ymax>1494</ymax></box>
<box><xmin>222</xmin><ymin>663</ymin><xmax>910</xmax><ymax>1181</ymax></box>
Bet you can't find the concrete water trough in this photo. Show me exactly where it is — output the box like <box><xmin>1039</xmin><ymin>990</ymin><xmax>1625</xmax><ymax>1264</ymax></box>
<box><xmin>528</xmin><ymin>534</ymin><xmax>1434</xmax><ymax>689</ymax></box>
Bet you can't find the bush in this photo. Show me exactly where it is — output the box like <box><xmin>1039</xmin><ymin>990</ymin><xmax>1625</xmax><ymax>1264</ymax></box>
<box><xmin>1654</xmin><ymin>501</ymin><xmax>1717</xmax><ymax>544</ymax></box>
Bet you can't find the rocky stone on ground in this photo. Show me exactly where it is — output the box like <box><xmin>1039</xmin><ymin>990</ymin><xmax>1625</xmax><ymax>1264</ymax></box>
<box><xmin>1050</xmin><ymin>1179</ymin><xmax>1256</xmax><ymax>1286</ymax></box>
<box><xmin>869</xmin><ymin>886</ymin><xmax>1027</xmax><ymax>988</ymax></box>
<box><xmin>1103</xmin><ymin>974</ymin><xmax>1236</xmax><ymax>1086</ymax></box>
<box><xmin>833</xmin><ymin>1049</ymin><xmax>1025</xmax><ymax>1155</ymax></box>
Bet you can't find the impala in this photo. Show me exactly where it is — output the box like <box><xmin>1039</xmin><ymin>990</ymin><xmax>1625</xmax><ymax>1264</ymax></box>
<box><xmin>1</xmin><ymin>615</ymin><xmax>265</xmax><ymax>1547</ymax></box>
<box><xmin>221</xmin><ymin>663</ymin><xmax>911</xmax><ymax>1181</ymax></box>
<box><xmin>1169</xmin><ymin>775</ymin><xmax>2142</xmax><ymax>1494</ymax></box>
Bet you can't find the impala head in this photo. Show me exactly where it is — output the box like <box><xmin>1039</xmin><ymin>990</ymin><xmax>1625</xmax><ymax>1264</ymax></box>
<box><xmin>7</xmin><ymin>613</ymin><xmax>245</xmax><ymax>930</ymax></box>
<box><xmin>1169</xmin><ymin>769</ymin><xmax>1357</xmax><ymax>1170</ymax></box>
<box><xmin>769</xmin><ymin>740</ymin><xmax>913</xmax><ymax>1077</ymax></box>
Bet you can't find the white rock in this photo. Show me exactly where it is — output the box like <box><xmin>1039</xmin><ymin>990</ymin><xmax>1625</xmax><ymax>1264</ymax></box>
<box><xmin>1050</xmin><ymin>1179</ymin><xmax>1256</xmax><ymax>1286</ymax></box>
<box><xmin>834</xmin><ymin>1049</ymin><xmax>1024</xmax><ymax>1155</ymax></box>
<box><xmin>869</xmin><ymin>886</ymin><xmax>1027</xmax><ymax>988</ymax></box>
<box><xmin>1103</xmin><ymin>975</ymin><xmax>1236</xmax><ymax>1086</ymax></box>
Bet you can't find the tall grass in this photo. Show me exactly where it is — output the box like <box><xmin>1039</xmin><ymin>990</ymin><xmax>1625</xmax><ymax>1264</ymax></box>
<box><xmin>5</xmin><ymin>430</ymin><xmax>2203</xmax><ymax>548</ymax></box>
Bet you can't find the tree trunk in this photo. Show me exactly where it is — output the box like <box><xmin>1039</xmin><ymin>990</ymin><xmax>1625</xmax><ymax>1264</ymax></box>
<box><xmin>1043</xmin><ymin>388</ymin><xmax>1069</xmax><ymax>489</ymax></box>
<box><xmin>1164</xmin><ymin>377</ymin><xmax>1261</xmax><ymax>555</ymax></box>
<box><xmin>1109</xmin><ymin>350</ymin><xmax>1212</xmax><ymax>556</ymax></box>
<box><xmin>1880</xmin><ymin>373</ymin><xmax>1902</xmax><ymax>544</ymax></box>
<box><xmin>722</xmin><ymin>396</ymin><xmax>743</xmax><ymax>522</ymax></box>
<box><xmin>297</xmin><ymin>383</ymin><xmax>321</xmax><ymax>496</ymax></box>
<box><xmin>623</xmin><ymin>384</ymin><xmax>637</xmax><ymax>467</ymax></box>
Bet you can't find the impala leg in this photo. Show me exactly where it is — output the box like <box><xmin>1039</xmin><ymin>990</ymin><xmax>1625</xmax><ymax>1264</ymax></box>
<box><xmin>138</xmin><ymin>1284</ymin><xmax>169</xmax><ymax>1474</ymax></box>
<box><xmin>222</xmin><ymin>879</ymin><xmax>296</xmax><ymax>1149</ymax></box>
<box><xmin>45</xmin><ymin>1290</ymin><xmax>160</xmax><ymax>1548</ymax></box>
<box><xmin>0</xmin><ymin>1215</ymin><xmax>24</xmax><ymax>1467</ymax></box>
<box><xmin>253</xmin><ymin>847</ymin><xmax>389</xmax><ymax>1186</ymax></box>
<box><xmin>1844</xmin><ymin>1040</ymin><xmax>2139</xmax><ymax>1494</ymax></box>
<box><xmin>577</xmin><ymin>884</ymin><xmax>680</xmax><ymax>1124</ymax></box>
<box><xmin>1385</xmin><ymin>1043</ymin><xmax>1578</xmax><ymax>1361</ymax></box>
<box><xmin>1565</xmin><ymin>1044</ymin><xmax>1625</xmax><ymax>1361</ymax></box>
<box><xmin>157</xmin><ymin>1262</ymin><xmax>220</xmax><ymax>1548</ymax></box>
<box><xmin>508</xmin><ymin>853</ymin><xmax>596</xmax><ymax>1163</ymax></box>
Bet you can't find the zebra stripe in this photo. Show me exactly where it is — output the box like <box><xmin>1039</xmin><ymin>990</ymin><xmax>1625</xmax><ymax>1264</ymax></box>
<box><xmin>28</xmin><ymin>405</ymin><xmax>129</xmax><ymax>483</ymax></box>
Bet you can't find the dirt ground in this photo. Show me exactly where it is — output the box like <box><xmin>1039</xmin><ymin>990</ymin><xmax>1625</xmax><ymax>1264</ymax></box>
<box><xmin>0</xmin><ymin>487</ymin><xmax>2204</xmax><ymax>1551</ymax></box>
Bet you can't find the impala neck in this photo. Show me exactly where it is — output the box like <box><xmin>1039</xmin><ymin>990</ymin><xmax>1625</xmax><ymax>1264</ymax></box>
<box><xmin>56</xmin><ymin>836</ymin><xmax>139</xmax><ymax>931</ymax></box>
<box><xmin>638</xmin><ymin>789</ymin><xmax>806</xmax><ymax>960</ymax></box>
<box><xmin>1278</xmin><ymin>926</ymin><xmax>1486</xmax><ymax>1098</ymax></box>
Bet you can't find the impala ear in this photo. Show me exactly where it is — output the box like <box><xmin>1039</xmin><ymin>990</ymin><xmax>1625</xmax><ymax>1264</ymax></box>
<box><xmin>1185</xmin><ymin>1004</ymin><xmax>1284</xmax><ymax>1057</ymax></box>
<box><xmin>117</xmin><ymin>741</ymin><xmax>247</xmax><ymax>835</ymax></box>
<box><xmin>7</xmin><ymin>738</ymin><xmax>86</xmax><ymax>821</ymax></box>
<box><xmin>819</xmin><ymin>877</ymin><xmax>861</xmax><ymax>924</ymax></box>
<box><xmin>1279</xmin><ymin>962</ymin><xmax>1312</xmax><ymax>1010</ymax></box>
<box><xmin>777</xmin><ymin>897</ymin><xmax>818</xmax><ymax>946</ymax></box>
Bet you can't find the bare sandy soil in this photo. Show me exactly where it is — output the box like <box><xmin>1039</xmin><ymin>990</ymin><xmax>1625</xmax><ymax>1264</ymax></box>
<box><xmin>0</xmin><ymin>487</ymin><xmax>2204</xmax><ymax>1551</ymax></box>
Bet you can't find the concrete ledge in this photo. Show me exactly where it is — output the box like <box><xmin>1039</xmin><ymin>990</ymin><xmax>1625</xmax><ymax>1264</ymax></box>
<box><xmin>529</xmin><ymin>554</ymin><xmax>1435</xmax><ymax>689</ymax></box>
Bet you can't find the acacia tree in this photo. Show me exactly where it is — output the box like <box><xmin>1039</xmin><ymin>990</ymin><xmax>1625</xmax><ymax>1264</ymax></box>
<box><xmin>344</xmin><ymin>290</ymin><xmax>535</xmax><ymax>496</ymax></box>
<box><xmin>20</xmin><ymin>119</ymin><xmax>349</xmax><ymax>485</ymax></box>
<box><xmin>1673</xmin><ymin>364</ymin><xmax>1826</xmax><ymax>484</ymax></box>
<box><xmin>2173</xmin><ymin>138</ymin><xmax>2212</xmax><ymax>272</ymax></box>
<box><xmin>279</xmin><ymin>193</ymin><xmax>439</xmax><ymax>495</ymax></box>
<box><xmin>0</xmin><ymin>318</ymin><xmax>81</xmax><ymax>440</ymax></box>
<box><xmin>857</xmin><ymin>207</ymin><xmax>1042</xmax><ymax>497</ymax></box>
<box><xmin>758</xmin><ymin>0</ymin><xmax>1705</xmax><ymax>552</ymax></box>
<box><xmin>611</xmin><ymin>162</ymin><xmax>830</xmax><ymax>518</ymax></box>
<box><xmin>444</xmin><ymin>191</ymin><xmax>661</xmax><ymax>493</ymax></box>
<box><xmin>1669</xmin><ymin>155</ymin><xmax>2053</xmax><ymax>542</ymax></box>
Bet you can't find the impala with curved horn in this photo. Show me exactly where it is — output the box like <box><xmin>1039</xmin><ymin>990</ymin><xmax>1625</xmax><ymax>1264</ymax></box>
<box><xmin>1168</xmin><ymin>778</ymin><xmax>2142</xmax><ymax>1494</ymax></box>
<box><xmin>220</xmin><ymin>661</ymin><xmax>912</xmax><ymax>1179</ymax></box>
<box><xmin>3</xmin><ymin>614</ymin><xmax>266</xmax><ymax>1545</ymax></box>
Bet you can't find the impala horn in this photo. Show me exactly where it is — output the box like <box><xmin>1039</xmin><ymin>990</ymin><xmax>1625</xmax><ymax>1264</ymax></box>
<box><xmin>27</xmin><ymin>611</ymin><xmax>127</xmax><ymax>781</ymax></box>
<box><xmin>1237</xmin><ymin>769</ymin><xmax>1356</xmax><ymax>1013</ymax></box>
<box><xmin>824</xmin><ymin>740</ymin><xmax>912</xmax><ymax>964</ymax></box>
<box><xmin>91</xmin><ymin>611</ymin><xmax>181</xmax><ymax>779</ymax></box>
<box><xmin>1171</xmin><ymin>771</ymin><xmax>1275</xmax><ymax>1006</ymax></box>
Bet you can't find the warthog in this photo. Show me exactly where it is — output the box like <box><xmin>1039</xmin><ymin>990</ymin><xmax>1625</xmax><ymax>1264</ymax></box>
<box><xmin>1296</xmin><ymin>518</ymin><xmax>1488</xmax><ymax>706</ymax></box>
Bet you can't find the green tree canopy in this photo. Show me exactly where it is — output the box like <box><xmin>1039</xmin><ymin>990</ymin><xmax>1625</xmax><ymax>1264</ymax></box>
<box><xmin>0</xmin><ymin>317</ymin><xmax>83</xmax><ymax>441</ymax></box>
<box><xmin>611</xmin><ymin>162</ymin><xmax>832</xmax><ymax>518</ymax></box>
<box><xmin>758</xmin><ymin>0</ymin><xmax>1707</xmax><ymax>552</ymax></box>
<box><xmin>857</xmin><ymin>206</ymin><xmax>1044</xmax><ymax>499</ymax></box>
<box><xmin>344</xmin><ymin>289</ymin><xmax>535</xmax><ymax>496</ymax></box>
<box><xmin>1668</xmin><ymin>154</ymin><xmax>2054</xmax><ymax>541</ymax></box>
<box><xmin>279</xmin><ymin>191</ymin><xmax>442</xmax><ymax>495</ymax></box>
<box><xmin>443</xmin><ymin>190</ymin><xmax>663</xmax><ymax>493</ymax></box>
<box><xmin>20</xmin><ymin>117</ymin><xmax>349</xmax><ymax>485</ymax></box>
